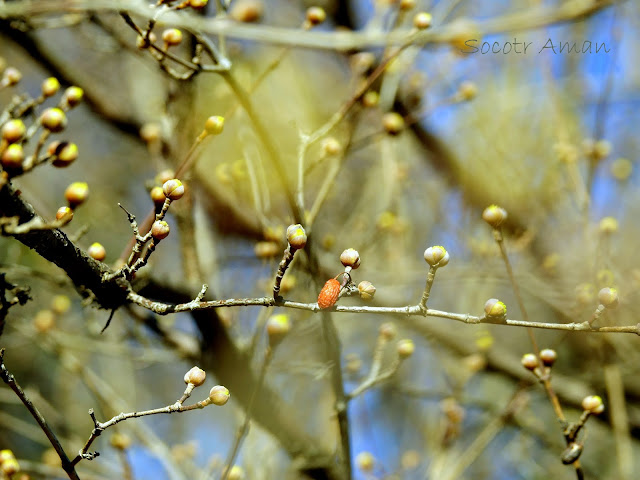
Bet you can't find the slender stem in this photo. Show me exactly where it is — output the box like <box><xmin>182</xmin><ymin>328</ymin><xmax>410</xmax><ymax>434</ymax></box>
<box><xmin>419</xmin><ymin>266</ymin><xmax>437</xmax><ymax>312</ymax></box>
<box><xmin>219</xmin><ymin>347</ymin><xmax>273</xmax><ymax>480</ymax></box>
<box><xmin>0</xmin><ymin>349</ymin><xmax>80</xmax><ymax>480</ymax></box>
<box><xmin>73</xmin><ymin>395</ymin><xmax>212</xmax><ymax>466</ymax></box>
<box><xmin>117</xmin><ymin>449</ymin><xmax>133</xmax><ymax>480</ymax></box>
<box><xmin>440</xmin><ymin>390</ymin><xmax>527</xmax><ymax>480</ymax></box>
<box><xmin>220</xmin><ymin>71</ymin><xmax>303</xmax><ymax>225</ymax></box>
<box><xmin>320</xmin><ymin>311</ymin><xmax>351</xmax><ymax>479</ymax></box>
<box><xmin>272</xmin><ymin>245</ymin><xmax>295</xmax><ymax>300</ymax></box>
<box><xmin>492</xmin><ymin>228</ymin><xmax>540</xmax><ymax>355</ymax></box>
<box><xmin>603</xmin><ymin>363</ymin><xmax>633</xmax><ymax>480</ymax></box>
<box><xmin>347</xmin><ymin>337</ymin><xmax>404</xmax><ymax>402</ymax></box>
<box><xmin>0</xmin><ymin>1</ymin><xmax>620</xmax><ymax>51</ymax></box>
<box><xmin>125</xmin><ymin>290</ymin><xmax>640</xmax><ymax>334</ymax></box>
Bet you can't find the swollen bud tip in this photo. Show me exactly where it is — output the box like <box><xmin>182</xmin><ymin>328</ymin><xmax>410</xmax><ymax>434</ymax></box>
<box><xmin>286</xmin><ymin>224</ymin><xmax>307</xmax><ymax>249</ymax></box>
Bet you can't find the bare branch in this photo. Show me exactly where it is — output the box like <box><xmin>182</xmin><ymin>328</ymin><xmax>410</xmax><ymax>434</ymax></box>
<box><xmin>0</xmin><ymin>349</ymin><xmax>80</xmax><ymax>480</ymax></box>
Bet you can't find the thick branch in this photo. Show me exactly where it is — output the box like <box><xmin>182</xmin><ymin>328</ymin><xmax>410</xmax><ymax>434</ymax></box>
<box><xmin>0</xmin><ymin>0</ymin><xmax>619</xmax><ymax>51</ymax></box>
<box><xmin>0</xmin><ymin>181</ymin><xmax>130</xmax><ymax>309</ymax></box>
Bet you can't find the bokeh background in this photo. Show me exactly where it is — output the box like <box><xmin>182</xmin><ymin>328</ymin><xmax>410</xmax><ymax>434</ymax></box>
<box><xmin>1</xmin><ymin>0</ymin><xmax>639</xmax><ymax>479</ymax></box>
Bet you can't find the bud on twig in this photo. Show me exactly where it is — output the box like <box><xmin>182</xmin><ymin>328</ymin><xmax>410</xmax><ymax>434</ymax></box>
<box><xmin>358</xmin><ymin>281</ymin><xmax>376</xmax><ymax>300</ymax></box>
<box><xmin>1</xmin><ymin>144</ymin><xmax>24</xmax><ymax>169</ymax></box>
<box><xmin>209</xmin><ymin>385</ymin><xmax>230</xmax><ymax>406</ymax></box>
<box><xmin>41</xmin><ymin>108</ymin><xmax>67</xmax><ymax>133</ymax></box>
<box><xmin>64</xmin><ymin>182</ymin><xmax>89</xmax><ymax>208</ymax></box>
<box><xmin>598</xmin><ymin>287</ymin><xmax>618</xmax><ymax>309</ymax></box>
<box><xmin>1</xmin><ymin>119</ymin><xmax>25</xmax><ymax>143</ymax></box>
<box><xmin>110</xmin><ymin>432</ymin><xmax>132</xmax><ymax>450</ymax></box>
<box><xmin>51</xmin><ymin>142</ymin><xmax>78</xmax><ymax>168</ymax></box>
<box><xmin>150</xmin><ymin>186</ymin><xmax>166</xmax><ymax>207</ymax></box>
<box><xmin>2</xmin><ymin>67</ymin><xmax>22</xmax><ymax>86</ymax></box>
<box><xmin>582</xmin><ymin>395</ymin><xmax>604</xmax><ymax>414</ymax></box>
<box><xmin>266</xmin><ymin>314</ymin><xmax>291</xmax><ymax>347</ymax></box>
<box><xmin>41</xmin><ymin>77</ymin><xmax>61</xmax><ymax>97</ymax></box>
<box><xmin>162</xmin><ymin>28</ymin><xmax>183</xmax><ymax>47</ymax></box>
<box><xmin>423</xmin><ymin>246</ymin><xmax>449</xmax><ymax>268</ymax></box>
<box><xmin>189</xmin><ymin>0</ymin><xmax>209</xmax><ymax>9</ymax></box>
<box><xmin>204</xmin><ymin>116</ymin><xmax>225</xmax><ymax>136</ymax></box>
<box><xmin>340</xmin><ymin>248</ymin><xmax>361</xmax><ymax>269</ymax></box>
<box><xmin>521</xmin><ymin>353</ymin><xmax>538</xmax><ymax>371</ymax></box>
<box><xmin>286</xmin><ymin>224</ymin><xmax>307</xmax><ymax>250</ymax></box>
<box><xmin>397</xmin><ymin>339</ymin><xmax>415</xmax><ymax>358</ymax></box>
<box><xmin>356</xmin><ymin>452</ymin><xmax>375</xmax><ymax>472</ymax></box>
<box><xmin>56</xmin><ymin>206</ymin><xmax>73</xmax><ymax>223</ymax></box>
<box><xmin>484</xmin><ymin>298</ymin><xmax>507</xmax><ymax>321</ymax></box>
<box><xmin>63</xmin><ymin>86</ymin><xmax>84</xmax><ymax>108</ymax></box>
<box><xmin>482</xmin><ymin>205</ymin><xmax>507</xmax><ymax>228</ymax></box>
<box><xmin>599</xmin><ymin>216</ymin><xmax>618</xmax><ymax>234</ymax></box>
<box><xmin>382</xmin><ymin>112</ymin><xmax>405</xmax><ymax>135</ymax></box>
<box><xmin>379</xmin><ymin>322</ymin><xmax>397</xmax><ymax>340</ymax></box>
<box><xmin>88</xmin><ymin>242</ymin><xmax>106</xmax><ymax>262</ymax></box>
<box><xmin>413</xmin><ymin>12</ymin><xmax>432</xmax><ymax>29</ymax></box>
<box><xmin>151</xmin><ymin>220</ymin><xmax>170</xmax><ymax>241</ymax></box>
<box><xmin>163</xmin><ymin>179</ymin><xmax>185</xmax><ymax>201</ymax></box>
<box><xmin>539</xmin><ymin>349</ymin><xmax>557</xmax><ymax>367</ymax></box>
<box><xmin>306</xmin><ymin>6</ymin><xmax>326</xmax><ymax>26</ymax></box>
<box><xmin>184</xmin><ymin>366</ymin><xmax>206</xmax><ymax>387</ymax></box>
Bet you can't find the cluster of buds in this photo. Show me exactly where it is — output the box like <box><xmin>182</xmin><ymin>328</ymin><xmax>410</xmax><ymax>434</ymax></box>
<box><xmin>558</xmin><ymin>395</ymin><xmax>604</xmax><ymax>465</ymax></box>
<box><xmin>33</xmin><ymin>295</ymin><xmax>72</xmax><ymax>333</ymax></box>
<box><xmin>146</xmin><ymin>178</ymin><xmax>184</xmax><ymax>243</ymax></box>
<box><xmin>1</xmin><ymin>72</ymin><xmax>83</xmax><ymax>181</ymax></box>
<box><xmin>521</xmin><ymin>348</ymin><xmax>557</xmax><ymax>377</ymax></box>
<box><xmin>317</xmin><ymin>248</ymin><xmax>377</xmax><ymax>309</ymax></box>
<box><xmin>182</xmin><ymin>366</ymin><xmax>230</xmax><ymax>407</ymax></box>
<box><xmin>149</xmin><ymin>169</ymin><xmax>174</xmax><ymax>210</ymax></box>
<box><xmin>104</xmin><ymin>178</ymin><xmax>186</xmax><ymax>284</ymax></box>
<box><xmin>127</xmin><ymin>2</ymin><xmax>232</xmax><ymax>77</ymax></box>
<box><xmin>520</xmin><ymin>349</ymin><xmax>605</xmax><ymax>466</ymax></box>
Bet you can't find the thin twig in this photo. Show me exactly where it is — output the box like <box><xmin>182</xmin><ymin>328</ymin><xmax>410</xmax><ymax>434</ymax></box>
<box><xmin>0</xmin><ymin>348</ymin><xmax>80</xmax><ymax>480</ymax></box>
<box><xmin>0</xmin><ymin>0</ymin><xmax>619</xmax><ymax>51</ymax></box>
<box><xmin>125</xmin><ymin>290</ymin><xmax>640</xmax><ymax>335</ymax></box>
<box><xmin>438</xmin><ymin>389</ymin><xmax>528</xmax><ymax>480</ymax></box>
<box><xmin>72</xmin><ymin>394</ymin><xmax>212</xmax><ymax>467</ymax></box>
<box><xmin>492</xmin><ymin>228</ymin><xmax>540</xmax><ymax>355</ymax></box>
<box><xmin>347</xmin><ymin>331</ymin><xmax>405</xmax><ymax>400</ymax></box>
<box><xmin>219</xmin><ymin>347</ymin><xmax>273</xmax><ymax>480</ymax></box>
